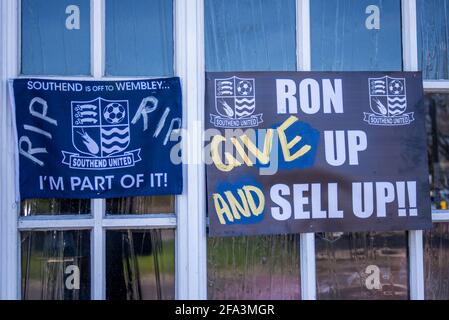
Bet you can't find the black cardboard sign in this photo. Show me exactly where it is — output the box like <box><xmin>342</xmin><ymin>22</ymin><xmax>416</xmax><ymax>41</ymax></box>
<box><xmin>205</xmin><ymin>72</ymin><xmax>431</xmax><ymax>237</ymax></box>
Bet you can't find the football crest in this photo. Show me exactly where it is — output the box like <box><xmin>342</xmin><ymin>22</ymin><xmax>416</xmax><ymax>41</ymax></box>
<box><xmin>364</xmin><ymin>76</ymin><xmax>414</xmax><ymax>126</ymax></box>
<box><xmin>211</xmin><ymin>76</ymin><xmax>262</xmax><ymax>128</ymax></box>
<box><xmin>62</xmin><ymin>97</ymin><xmax>141</xmax><ymax>170</ymax></box>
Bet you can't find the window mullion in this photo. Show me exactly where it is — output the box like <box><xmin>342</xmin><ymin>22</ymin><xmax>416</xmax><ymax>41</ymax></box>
<box><xmin>296</xmin><ymin>0</ymin><xmax>317</xmax><ymax>301</ymax></box>
<box><xmin>90</xmin><ymin>0</ymin><xmax>106</xmax><ymax>300</ymax></box>
<box><xmin>0</xmin><ymin>0</ymin><xmax>19</xmax><ymax>300</ymax></box>
<box><xmin>402</xmin><ymin>0</ymin><xmax>425</xmax><ymax>301</ymax></box>
<box><xmin>91</xmin><ymin>0</ymin><xmax>105</xmax><ymax>78</ymax></box>
<box><xmin>18</xmin><ymin>215</ymin><xmax>94</xmax><ymax>230</ymax></box>
<box><xmin>174</xmin><ymin>0</ymin><xmax>207</xmax><ymax>300</ymax></box>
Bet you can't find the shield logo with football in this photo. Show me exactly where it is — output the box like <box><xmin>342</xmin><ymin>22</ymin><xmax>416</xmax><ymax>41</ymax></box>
<box><xmin>369</xmin><ymin>76</ymin><xmax>407</xmax><ymax>117</ymax></box>
<box><xmin>215</xmin><ymin>76</ymin><xmax>256</xmax><ymax>119</ymax></box>
<box><xmin>71</xmin><ymin>98</ymin><xmax>130</xmax><ymax>158</ymax></box>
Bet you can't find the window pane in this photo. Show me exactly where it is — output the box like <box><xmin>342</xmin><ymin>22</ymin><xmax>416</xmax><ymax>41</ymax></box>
<box><xmin>21</xmin><ymin>199</ymin><xmax>90</xmax><ymax>216</ymax></box>
<box><xmin>105</xmin><ymin>0</ymin><xmax>173</xmax><ymax>76</ymax></box>
<box><xmin>21</xmin><ymin>0</ymin><xmax>91</xmax><ymax>214</ymax></box>
<box><xmin>311</xmin><ymin>0</ymin><xmax>402</xmax><ymax>71</ymax></box>
<box><xmin>417</xmin><ymin>0</ymin><xmax>449</xmax><ymax>79</ymax></box>
<box><xmin>106</xmin><ymin>229</ymin><xmax>175</xmax><ymax>300</ymax></box>
<box><xmin>205</xmin><ymin>0</ymin><xmax>296</xmax><ymax>71</ymax></box>
<box><xmin>424</xmin><ymin>93</ymin><xmax>449</xmax><ymax>210</ymax></box>
<box><xmin>208</xmin><ymin>235</ymin><xmax>300</xmax><ymax>299</ymax></box>
<box><xmin>105</xmin><ymin>0</ymin><xmax>175</xmax><ymax>212</ymax></box>
<box><xmin>316</xmin><ymin>232</ymin><xmax>408</xmax><ymax>300</ymax></box>
<box><xmin>21</xmin><ymin>0</ymin><xmax>90</xmax><ymax>75</ymax></box>
<box><xmin>106</xmin><ymin>196</ymin><xmax>175</xmax><ymax>215</ymax></box>
<box><xmin>425</xmin><ymin>223</ymin><xmax>449</xmax><ymax>299</ymax></box>
<box><xmin>21</xmin><ymin>230</ymin><xmax>90</xmax><ymax>300</ymax></box>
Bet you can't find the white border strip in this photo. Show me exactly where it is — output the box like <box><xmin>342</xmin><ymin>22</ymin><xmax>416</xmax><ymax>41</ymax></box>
<box><xmin>297</xmin><ymin>0</ymin><xmax>311</xmax><ymax>71</ymax></box>
<box><xmin>431</xmin><ymin>210</ymin><xmax>449</xmax><ymax>222</ymax></box>
<box><xmin>18</xmin><ymin>217</ymin><xmax>94</xmax><ymax>230</ymax></box>
<box><xmin>297</xmin><ymin>0</ymin><xmax>316</xmax><ymax>300</ymax></box>
<box><xmin>174</xmin><ymin>0</ymin><xmax>207</xmax><ymax>300</ymax></box>
<box><xmin>424</xmin><ymin>80</ymin><xmax>449</xmax><ymax>92</ymax></box>
<box><xmin>402</xmin><ymin>0</ymin><xmax>424</xmax><ymax>300</ymax></box>
<box><xmin>90</xmin><ymin>0</ymin><xmax>106</xmax><ymax>300</ymax></box>
<box><xmin>0</xmin><ymin>0</ymin><xmax>19</xmax><ymax>300</ymax></box>
<box><xmin>102</xmin><ymin>215</ymin><xmax>177</xmax><ymax>228</ymax></box>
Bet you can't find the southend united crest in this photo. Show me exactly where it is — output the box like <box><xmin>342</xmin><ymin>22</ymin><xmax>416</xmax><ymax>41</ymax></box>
<box><xmin>364</xmin><ymin>76</ymin><xmax>414</xmax><ymax>126</ymax></box>
<box><xmin>62</xmin><ymin>97</ymin><xmax>141</xmax><ymax>170</ymax></box>
<box><xmin>210</xmin><ymin>76</ymin><xmax>263</xmax><ymax>128</ymax></box>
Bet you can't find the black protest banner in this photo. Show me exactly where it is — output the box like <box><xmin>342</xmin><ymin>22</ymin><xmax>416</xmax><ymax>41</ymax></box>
<box><xmin>205</xmin><ymin>72</ymin><xmax>431</xmax><ymax>237</ymax></box>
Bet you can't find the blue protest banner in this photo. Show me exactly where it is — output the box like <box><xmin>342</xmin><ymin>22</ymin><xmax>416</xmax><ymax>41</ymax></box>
<box><xmin>10</xmin><ymin>78</ymin><xmax>183</xmax><ymax>199</ymax></box>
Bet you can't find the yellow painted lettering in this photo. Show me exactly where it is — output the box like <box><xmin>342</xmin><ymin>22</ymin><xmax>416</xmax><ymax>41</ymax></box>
<box><xmin>213</xmin><ymin>193</ymin><xmax>233</xmax><ymax>225</ymax></box>
<box><xmin>224</xmin><ymin>189</ymin><xmax>251</xmax><ymax>219</ymax></box>
<box><xmin>240</xmin><ymin>129</ymin><xmax>274</xmax><ymax>165</ymax></box>
<box><xmin>243</xmin><ymin>185</ymin><xmax>265</xmax><ymax>216</ymax></box>
<box><xmin>277</xmin><ymin>116</ymin><xmax>311</xmax><ymax>162</ymax></box>
<box><xmin>211</xmin><ymin>135</ymin><xmax>241</xmax><ymax>172</ymax></box>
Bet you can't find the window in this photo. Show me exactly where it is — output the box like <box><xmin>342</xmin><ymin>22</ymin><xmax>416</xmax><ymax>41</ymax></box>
<box><xmin>417</xmin><ymin>0</ymin><xmax>449</xmax><ymax>79</ymax></box>
<box><xmin>418</xmin><ymin>0</ymin><xmax>449</xmax><ymax>300</ymax></box>
<box><xmin>311</xmin><ymin>0</ymin><xmax>408</xmax><ymax>299</ymax></box>
<box><xmin>105</xmin><ymin>0</ymin><xmax>173</xmax><ymax>76</ymax></box>
<box><xmin>205</xmin><ymin>0</ymin><xmax>300</xmax><ymax>300</ymax></box>
<box><xmin>17</xmin><ymin>0</ymin><xmax>176</xmax><ymax>300</ymax></box>
<box><xmin>311</xmin><ymin>0</ymin><xmax>402</xmax><ymax>71</ymax></box>
<box><xmin>22</xmin><ymin>0</ymin><xmax>91</xmax><ymax>75</ymax></box>
<box><xmin>424</xmin><ymin>223</ymin><xmax>449</xmax><ymax>299</ymax></box>
<box><xmin>316</xmin><ymin>232</ymin><xmax>408</xmax><ymax>299</ymax></box>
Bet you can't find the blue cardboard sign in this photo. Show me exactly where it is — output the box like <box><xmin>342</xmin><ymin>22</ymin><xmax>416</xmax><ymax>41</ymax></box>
<box><xmin>10</xmin><ymin>78</ymin><xmax>182</xmax><ymax>199</ymax></box>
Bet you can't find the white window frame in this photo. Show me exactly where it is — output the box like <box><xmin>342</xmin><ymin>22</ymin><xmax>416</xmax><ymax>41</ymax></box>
<box><xmin>0</xmin><ymin>0</ymin><xmax>446</xmax><ymax>301</ymax></box>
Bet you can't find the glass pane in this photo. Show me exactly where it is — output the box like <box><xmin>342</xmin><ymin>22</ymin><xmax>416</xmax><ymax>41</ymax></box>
<box><xmin>205</xmin><ymin>0</ymin><xmax>296</xmax><ymax>71</ymax></box>
<box><xmin>424</xmin><ymin>93</ymin><xmax>449</xmax><ymax>210</ymax></box>
<box><xmin>105</xmin><ymin>0</ymin><xmax>175</xmax><ymax>212</ymax></box>
<box><xmin>21</xmin><ymin>0</ymin><xmax>91</xmax><ymax>214</ymax></box>
<box><xmin>417</xmin><ymin>0</ymin><xmax>449</xmax><ymax>79</ymax></box>
<box><xmin>425</xmin><ymin>223</ymin><xmax>449</xmax><ymax>299</ymax></box>
<box><xmin>106</xmin><ymin>229</ymin><xmax>175</xmax><ymax>300</ymax></box>
<box><xmin>316</xmin><ymin>231</ymin><xmax>408</xmax><ymax>300</ymax></box>
<box><xmin>21</xmin><ymin>0</ymin><xmax>90</xmax><ymax>75</ymax></box>
<box><xmin>20</xmin><ymin>199</ymin><xmax>91</xmax><ymax>216</ymax></box>
<box><xmin>21</xmin><ymin>230</ymin><xmax>91</xmax><ymax>300</ymax></box>
<box><xmin>311</xmin><ymin>0</ymin><xmax>402</xmax><ymax>71</ymax></box>
<box><xmin>106</xmin><ymin>196</ymin><xmax>175</xmax><ymax>215</ymax></box>
<box><xmin>105</xmin><ymin>0</ymin><xmax>173</xmax><ymax>76</ymax></box>
<box><xmin>208</xmin><ymin>235</ymin><xmax>301</xmax><ymax>299</ymax></box>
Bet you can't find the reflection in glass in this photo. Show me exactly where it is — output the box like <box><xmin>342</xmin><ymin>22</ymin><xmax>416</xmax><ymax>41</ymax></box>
<box><xmin>205</xmin><ymin>0</ymin><xmax>296</xmax><ymax>71</ymax></box>
<box><xmin>425</xmin><ymin>223</ymin><xmax>449</xmax><ymax>299</ymax></box>
<box><xmin>106</xmin><ymin>196</ymin><xmax>175</xmax><ymax>215</ymax></box>
<box><xmin>316</xmin><ymin>232</ymin><xmax>408</xmax><ymax>300</ymax></box>
<box><xmin>105</xmin><ymin>0</ymin><xmax>173</xmax><ymax>76</ymax></box>
<box><xmin>311</xmin><ymin>0</ymin><xmax>402</xmax><ymax>71</ymax></box>
<box><xmin>21</xmin><ymin>230</ymin><xmax>90</xmax><ymax>300</ymax></box>
<box><xmin>106</xmin><ymin>229</ymin><xmax>175</xmax><ymax>300</ymax></box>
<box><xmin>208</xmin><ymin>235</ymin><xmax>301</xmax><ymax>300</ymax></box>
<box><xmin>424</xmin><ymin>93</ymin><xmax>449</xmax><ymax>210</ymax></box>
<box><xmin>22</xmin><ymin>0</ymin><xmax>91</xmax><ymax>75</ymax></box>
<box><xmin>21</xmin><ymin>199</ymin><xmax>91</xmax><ymax>216</ymax></box>
<box><xmin>417</xmin><ymin>0</ymin><xmax>449</xmax><ymax>79</ymax></box>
